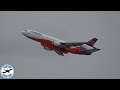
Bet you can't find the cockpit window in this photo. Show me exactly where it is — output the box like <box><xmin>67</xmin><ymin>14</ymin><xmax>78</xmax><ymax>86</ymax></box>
<box><xmin>25</xmin><ymin>30</ymin><xmax>27</xmax><ymax>31</ymax></box>
<box><xmin>34</xmin><ymin>31</ymin><xmax>42</xmax><ymax>36</ymax></box>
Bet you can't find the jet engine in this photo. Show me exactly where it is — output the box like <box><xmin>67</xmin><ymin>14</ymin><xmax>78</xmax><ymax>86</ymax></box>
<box><xmin>52</xmin><ymin>41</ymin><xmax>61</xmax><ymax>46</ymax></box>
<box><xmin>43</xmin><ymin>47</ymin><xmax>53</xmax><ymax>51</ymax></box>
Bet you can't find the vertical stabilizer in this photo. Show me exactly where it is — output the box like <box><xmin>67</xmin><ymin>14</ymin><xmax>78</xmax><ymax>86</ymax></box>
<box><xmin>87</xmin><ymin>38</ymin><xmax>98</xmax><ymax>46</ymax></box>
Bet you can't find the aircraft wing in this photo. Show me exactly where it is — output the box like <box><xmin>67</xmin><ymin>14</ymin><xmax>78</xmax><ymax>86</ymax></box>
<box><xmin>60</xmin><ymin>38</ymin><xmax>98</xmax><ymax>48</ymax></box>
<box><xmin>60</xmin><ymin>42</ymin><xmax>88</xmax><ymax>48</ymax></box>
<box><xmin>54</xmin><ymin>50</ymin><xmax>64</xmax><ymax>56</ymax></box>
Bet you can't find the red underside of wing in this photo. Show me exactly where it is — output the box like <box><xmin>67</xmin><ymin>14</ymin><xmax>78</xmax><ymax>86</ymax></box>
<box><xmin>26</xmin><ymin>36</ymin><xmax>84</xmax><ymax>54</ymax></box>
<box><xmin>26</xmin><ymin>36</ymin><xmax>68</xmax><ymax>53</ymax></box>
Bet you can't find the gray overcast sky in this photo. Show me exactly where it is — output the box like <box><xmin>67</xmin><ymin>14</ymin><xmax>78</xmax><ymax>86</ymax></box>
<box><xmin>0</xmin><ymin>11</ymin><xmax>120</xmax><ymax>79</ymax></box>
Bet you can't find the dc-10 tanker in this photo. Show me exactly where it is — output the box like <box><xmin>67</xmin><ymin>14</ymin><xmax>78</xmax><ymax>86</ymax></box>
<box><xmin>21</xmin><ymin>29</ymin><xmax>100</xmax><ymax>56</ymax></box>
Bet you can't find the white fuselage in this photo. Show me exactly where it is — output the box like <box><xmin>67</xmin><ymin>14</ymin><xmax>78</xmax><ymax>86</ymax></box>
<box><xmin>21</xmin><ymin>29</ymin><xmax>94</xmax><ymax>50</ymax></box>
<box><xmin>80</xmin><ymin>44</ymin><xmax>94</xmax><ymax>50</ymax></box>
<box><xmin>21</xmin><ymin>29</ymin><xmax>66</xmax><ymax>43</ymax></box>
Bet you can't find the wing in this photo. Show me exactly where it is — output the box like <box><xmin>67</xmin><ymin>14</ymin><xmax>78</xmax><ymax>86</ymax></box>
<box><xmin>60</xmin><ymin>38</ymin><xmax>98</xmax><ymax>48</ymax></box>
<box><xmin>54</xmin><ymin>50</ymin><xmax>64</xmax><ymax>56</ymax></box>
<box><xmin>60</xmin><ymin>42</ymin><xmax>88</xmax><ymax>48</ymax></box>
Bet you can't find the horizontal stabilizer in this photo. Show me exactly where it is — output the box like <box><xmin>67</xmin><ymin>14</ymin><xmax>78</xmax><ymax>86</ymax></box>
<box><xmin>84</xmin><ymin>48</ymin><xmax>100</xmax><ymax>54</ymax></box>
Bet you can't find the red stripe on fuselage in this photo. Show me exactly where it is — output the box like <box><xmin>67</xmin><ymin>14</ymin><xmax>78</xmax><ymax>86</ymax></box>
<box><xmin>26</xmin><ymin>36</ymin><xmax>68</xmax><ymax>54</ymax></box>
<box><xmin>25</xmin><ymin>35</ymin><xmax>86</xmax><ymax>55</ymax></box>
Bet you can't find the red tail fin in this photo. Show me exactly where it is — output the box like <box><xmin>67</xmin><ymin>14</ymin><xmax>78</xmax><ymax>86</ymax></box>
<box><xmin>88</xmin><ymin>38</ymin><xmax>98</xmax><ymax>46</ymax></box>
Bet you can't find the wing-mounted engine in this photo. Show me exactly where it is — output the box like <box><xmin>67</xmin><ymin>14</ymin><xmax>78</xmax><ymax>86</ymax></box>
<box><xmin>52</xmin><ymin>41</ymin><xmax>61</xmax><ymax>46</ymax></box>
<box><xmin>43</xmin><ymin>47</ymin><xmax>53</xmax><ymax>51</ymax></box>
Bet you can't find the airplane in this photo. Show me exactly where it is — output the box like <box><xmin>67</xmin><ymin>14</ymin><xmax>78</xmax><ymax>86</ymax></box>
<box><xmin>2</xmin><ymin>69</ymin><xmax>12</xmax><ymax>73</ymax></box>
<box><xmin>21</xmin><ymin>29</ymin><xmax>100</xmax><ymax>56</ymax></box>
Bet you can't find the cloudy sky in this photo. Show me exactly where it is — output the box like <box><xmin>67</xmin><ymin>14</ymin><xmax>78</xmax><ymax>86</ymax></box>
<box><xmin>0</xmin><ymin>11</ymin><xmax>120</xmax><ymax>79</ymax></box>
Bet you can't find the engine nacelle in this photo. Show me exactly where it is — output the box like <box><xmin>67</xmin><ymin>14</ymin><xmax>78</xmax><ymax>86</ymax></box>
<box><xmin>43</xmin><ymin>47</ymin><xmax>53</xmax><ymax>51</ymax></box>
<box><xmin>52</xmin><ymin>41</ymin><xmax>61</xmax><ymax>46</ymax></box>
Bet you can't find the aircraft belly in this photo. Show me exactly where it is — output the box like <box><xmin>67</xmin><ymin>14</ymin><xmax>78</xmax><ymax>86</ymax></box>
<box><xmin>67</xmin><ymin>48</ymin><xmax>80</xmax><ymax>54</ymax></box>
<box><xmin>41</xmin><ymin>42</ymin><xmax>68</xmax><ymax>54</ymax></box>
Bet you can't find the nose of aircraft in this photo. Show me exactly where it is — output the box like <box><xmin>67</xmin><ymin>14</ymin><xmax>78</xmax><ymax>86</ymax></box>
<box><xmin>21</xmin><ymin>30</ymin><xmax>27</xmax><ymax>35</ymax></box>
<box><xmin>21</xmin><ymin>31</ymin><xmax>25</xmax><ymax>35</ymax></box>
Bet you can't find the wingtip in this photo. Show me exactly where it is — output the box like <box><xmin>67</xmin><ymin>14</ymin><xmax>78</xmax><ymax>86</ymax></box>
<box><xmin>97</xmin><ymin>48</ymin><xmax>101</xmax><ymax>51</ymax></box>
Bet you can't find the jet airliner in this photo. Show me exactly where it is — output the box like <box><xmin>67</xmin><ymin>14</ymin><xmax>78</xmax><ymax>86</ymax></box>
<box><xmin>21</xmin><ymin>29</ymin><xmax>100</xmax><ymax>56</ymax></box>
